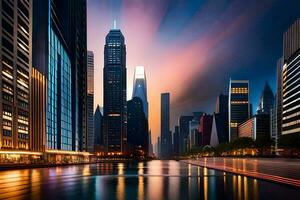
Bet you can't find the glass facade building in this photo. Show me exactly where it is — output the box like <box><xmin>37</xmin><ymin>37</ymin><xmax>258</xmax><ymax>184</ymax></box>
<box><xmin>228</xmin><ymin>79</ymin><xmax>250</xmax><ymax>141</ymax></box>
<box><xmin>47</xmin><ymin>28</ymin><xmax>72</xmax><ymax>150</ymax></box>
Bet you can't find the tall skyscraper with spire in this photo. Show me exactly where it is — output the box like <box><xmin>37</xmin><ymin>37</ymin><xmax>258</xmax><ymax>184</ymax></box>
<box><xmin>257</xmin><ymin>82</ymin><xmax>274</xmax><ymax>114</ymax></box>
<box><xmin>132</xmin><ymin>66</ymin><xmax>148</xmax><ymax>119</ymax></box>
<box><xmin>103</xmin><ymin>25</ymin><xmax>127</xmax><ymax>154</ymax></box>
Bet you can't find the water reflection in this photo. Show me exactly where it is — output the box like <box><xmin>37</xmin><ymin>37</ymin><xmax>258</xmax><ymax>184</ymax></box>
<box><xmin>0</xmin><ymin>161</ymin><xmax>298</xmax><ymax>199</ymax></box>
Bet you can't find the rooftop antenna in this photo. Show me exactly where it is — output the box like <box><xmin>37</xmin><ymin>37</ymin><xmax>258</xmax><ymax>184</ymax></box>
<box><xmin>113</xmin><ymin>20</ymin><xmax>117</xmax><ymax>29</ymax></box>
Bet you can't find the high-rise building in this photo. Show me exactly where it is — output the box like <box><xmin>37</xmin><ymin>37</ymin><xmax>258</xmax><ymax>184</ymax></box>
<box><xmin>148</xmin><ymin>130</ymin><xmax>153</xmax><ymax>156</ymax></box>
<box><xmin>94</xmin><ymin>105</ymin><xmax>103</xmax><ymax>152</ymax></box>
<box><xmin>127</xmin><ymin>97</ymin><xmax>148</xmax><ymax>155</ymax></box>
<box><xmin>200</xmin><ymin>114</ymin><xmax>213</xmax><ymax>146</ymax></box>
<box><xmin>160</xmin><ymin>93</ymin><xmax>171</xmax><ymax>158</ymax></box>
<box><xmin>282</xmin><ymin>19</ymin><xmax>300</xmax><ymax>136</ymax></box>
<box><xmin>103</xmin><ymin>27</ymin><xmax>127</xmax><ymax>154</ymax></box>
<box><xmin>30</xmin><ymin>67</ymin><xmax>47</xmax><ymax>152</ymax></box>
<box><xmin>257</xmin><ymin>82</ymin><xmax>274</xmax><ymax>114</ymax></box>
<box><xmin>215</xmin><ymin>94</ymin><xmax>229</xmax><ymax>143</ymax></box>
<box><xmin>87</xmin><ymin>51</ymin><xmax>94</xmax><ymax>153</ymax></box>
<box><xmin>228</xmin><ymin>79</ymin><xmax>250</xmax><ymax>141</ymax></box>
<box><xmin>32</xmin><ymin>0</ymin><xmax>87</xmax><ymax>151</ymax></box>
<box><xmin>179</xmin><ymin>115</ymin><xmax>193</xmax><ymax>154</ymax></box>
<box><xmin>173</xmin><ymin>126</ymin><xmax>180</xmax><ymax>157</ymax></box>
<box><xmin>188</xmin><ymin>112</ymin><xmax>203</xmax><ymax>149</ymax></box>
<box><xmin>276</xmin><ymin>58</ymin><xmax>283</xmax><ymax>137</ymax></box>
<box><xmin>132</xmin><ymin>66</ymin><xmax>148</xmax><ymax>119</ymax></box>
<box><xmin>0</xmin><ymin>0</ymin><xmax>32</xmax><ymax>150</ymax></box>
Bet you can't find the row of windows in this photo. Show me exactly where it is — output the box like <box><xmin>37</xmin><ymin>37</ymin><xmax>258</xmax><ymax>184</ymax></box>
<box><xmin>231</xmin><ymin>87</ymin><xmax>248</xmax><ymax>94</ymax></box>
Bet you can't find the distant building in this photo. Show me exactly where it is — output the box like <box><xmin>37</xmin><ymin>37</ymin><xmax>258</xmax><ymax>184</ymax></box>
<box><xmin>160</xmin><ymin>93</ymin><xmax>171</xmax><ymax>158</ymax></box>
<box><xmin>94</xmin><ymin>106</ymin><xmax>103</xmax><ymax>153</ymax></box>
<box><xmin>228</xmin><ymin>79</ymin><xmax>250</xmax><ymax>141</ymax></box>
<box><xmin>173</xmin><ymin>126</ymin><xmax>180</xmax><ymax>156</ymax></box>
<box><xmin>87</xmin><ymin>51</ymin><xmax>94</xmax><ymax>152</ymax></box>
<box><xmin>103</xmin><ymin>27</ymin><xmax>127</xmax><ymax>154</ymax></box>
<box><xmin>257</xmin><ymin>82</ymin><xmax>274</xmax><ymax>114</ymax></box>
<box><xmin>127</xmin><ymin>97</ymin><xmax>148</xmax><ymax>155</ymax></box>
<box><xmin>200</xmin><ymin>114</ymin><xmax>213</xmax><ymax>146</ymax></box>
<box><xmin>148</xmin><ymin>131</ymin><xmax>153</xmax><ymax>156</ymax></box>
<box><xmin>210</xmin><ymin>115</ymin><xmax>219</xmax><ymax>147</ymax></box>
<box><xmin>179</xmin><ymin>116</ymin><xmax>194</xmax><ymax>154</ymax></box>
<box><xmin>188</xmin><ymin>112</ymin><xmax>203</xmax><ymax>149</ymax></box>
<box><xmin>132</xmin><ymin>66</ymin><xmax>148</xmax><ymax>119</ymax></box>
<box><xmin>282</xmin><ymin>19</ymin><xmax>300</xmax><ymax>136</ymax></box>
<box><xmin>238</xmin><ymin>114</ymin><xmax>270</xmax><ymax>140</ymax></box>
<box><xmin>156</xmin><ymin>137</ymin><xmax>161</xmax><ymax>158</ymax></box>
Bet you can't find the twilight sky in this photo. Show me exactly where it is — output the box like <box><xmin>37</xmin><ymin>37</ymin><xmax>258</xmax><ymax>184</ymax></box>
<box><xmin>87</xmin><ymin>0</ymin><xmax>300</xmax><ymax>142</ymax></box>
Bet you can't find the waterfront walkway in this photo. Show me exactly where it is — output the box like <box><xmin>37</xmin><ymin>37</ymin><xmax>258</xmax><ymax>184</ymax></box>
<box><xmin>183</xmin><ymin>157</ymin><xmax>300</xmax><ymax>187</ymax></box>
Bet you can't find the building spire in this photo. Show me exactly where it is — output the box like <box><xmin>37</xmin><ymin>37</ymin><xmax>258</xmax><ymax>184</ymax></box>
<box><xmin>113</xmin><ymin>20</ymin><xmax>117</xmax><ymax>29</ymax></box>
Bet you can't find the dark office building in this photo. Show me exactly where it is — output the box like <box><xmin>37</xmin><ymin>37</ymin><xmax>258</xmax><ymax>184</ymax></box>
<box><xmin>179</xmin><ymin>115</ymin><xmax>193</xmax><ymax>154</ymax></box>
<box><xmin>103</xmin><ymin>28</ymin><xmax>127</xmax><ymax>154</ymax></box>
<box><xmin>127</xmin><ymin>97</ymin><xmax>148</xmax><ymax>155</ymax></box>
<box><xmin>228</xmin><ymin>79</ymin><xmax>250</xmax><ymax>141</ymax></box>
<box><xmin>94</xmin><ymin>105</ymin><xmax>103</xmax><ymax>152</ymax></box>
<box><xmin>173</xmin><ymin>126</ymin><xmax>180</xmax><ymax>157</ymax></box>
<box><xmin>200</xmin><ymin>114</ymin><xmax>213</xmax><ymax>146</ymax></box>
<box><xmin>0</xmin><ymin>0</ymin><xmax>32</xmax><ymax>150</ymax></box>
<box><xmin>282</xmin><ymin>19</ymin><xmax>300</xmax><ymax>136</ymax></box>
<box><xmin>160</xmin><ymin>93</ymin><xmax>171</xmax><ymax>158</ymax></box>
<box><xmin>32</xmin><ymin>0</ymin><xmax>87</xmax><ymax>151</ymax></box>
<box><xmin>257</xmin><ymin>82</ymin><xmax>274</xmax><ymax>115</ymax></box>
<box><xmin>215</xmin><ymin>94</ymin><xmax>229</xmax><ymax>143</ymax></box>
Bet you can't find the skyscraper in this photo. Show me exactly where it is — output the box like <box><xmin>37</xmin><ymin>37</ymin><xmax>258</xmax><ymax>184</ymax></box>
<box><xmin>257</xmin><ymin>82</ymin><xmax>274</xmax><ymax>114</ymax></box>
<box><xmin>0</xmin><ymin>0</ymin><xmax>32</xmax><ymax>150</ymax></box>
<box><xmin>173</xmin><ymin>126</ymin><xmax>180</xmax><ymax>157</ymax></box>
<box><xmin>87</xmin><ymin>51</ymin><xmax>94</xmax><ymax>152</ymax></box>
<box><xmin>127</xmin><ymin>97</ymin><xmax>148</xmax><ymax>155</ymax></box>
<box><xmin>32</xmin><ymin>0</ymin><xmax>87</xmax><ymax>151</ymax></box>
<box><xmin>94</xmin><ymin>105</ymin><xmax>103</xmax><ymax>152</ymax></box>
<box><xmin>228</xmin><ymin>79</ymin><xmax>250</xmax><ymax>141</ymax></box>
<box><xmin>179</xmin><ymin>115</ymin><xmax>193</xmax><ymax>154</ymax></box>
<box><xmin>160</xmin><ymin>93</ymin><xmax>171</xmax><ymax>158</ymax></box>
<box><xmin>215</xmin><ymin>94</ymin><xmax>229</xmax><ymax>143</ymax></box>
<box><xmin>282</xmin><ymin>19</ymin><xmax>300</xmax><ymax>136</ymax></box>
<box><xmin>132</xmin><ymin>66</ymin><xmax>148</xmax><ymax>119</ymax></box>
<box><xmin>103</xmin><ymin>27</ymin><xmax>127</xmax><ymax>154</ymax></box>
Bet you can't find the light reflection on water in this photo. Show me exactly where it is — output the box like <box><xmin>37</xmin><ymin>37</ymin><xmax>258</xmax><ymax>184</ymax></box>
<box><xmin>0</xmin><ymin>160</ymin><xmax>299</xmax><ymax>199</ymax></box>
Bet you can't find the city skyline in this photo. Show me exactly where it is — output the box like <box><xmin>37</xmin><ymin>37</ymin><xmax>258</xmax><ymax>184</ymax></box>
<box><xmin>87</xmin><ymin>0</ymin><xmax>300</xmax><ymax>140</ymax></box>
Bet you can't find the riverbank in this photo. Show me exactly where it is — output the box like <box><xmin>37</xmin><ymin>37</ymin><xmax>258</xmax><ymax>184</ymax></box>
<box><xmin>182</xmin><ymin>157</ymin><xmax>300</xmax><ymax>187</ymax></box>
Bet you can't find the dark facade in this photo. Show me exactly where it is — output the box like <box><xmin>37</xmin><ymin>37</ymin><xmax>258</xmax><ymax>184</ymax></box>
<box><xmin>282</xmin><ymin>19</ymin><xmax>300</xmax><ymax>136</ymax></box>
<box><xmin>257</xmin><ymin>82</ymin><xmax>274</xmax><ymax>115</ymax></box>
<box><xmin>200</xmin><ymin>114</ymin><xmax>213</xmax><ymax>146</ymax></box>
<box><xmin>103</xmin><ymin>28</ymin><xmax>127</xmax><ymax>154</ymax></box>
<box><xmin>160</xmin><ymin>93</ymin><xmax>171</xmax><ymax>158</ymax></box>
<box><xmin>94</xmin><ymin>106</ymin><xmax>103</xmax><ymax>152</ymax></box>
<box><xmin>228</xmin><ymin>80</ymin><xmax>250</xmax><ymax>141</ymax></box>
<box><xmin>179</xmin><ymin>115</ymin><xmax>193</xmax><ymax>154</ymax></box>
<box><xmin>215</xmin><ymin>94</ymin><xmax>229</xmax><ymax>143</ymax></box>
<box><xmin>173</xmin><ymin>126</ymin><xmax>180</xmax><ymax>157</ymax></box>
<box><xmin>0</xmin><ymin>0</ymin><xmax>32</xmax><ymax>150</ymax></box>
<box><xmin>32</xmin><ymin>0</ymin><xmax>87</xmax><ymax>151</ymax></box>
<box><xmin>127</xmin><ymin>97</ymin><xmax>148</xmax><ymax>155</ymax></box>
